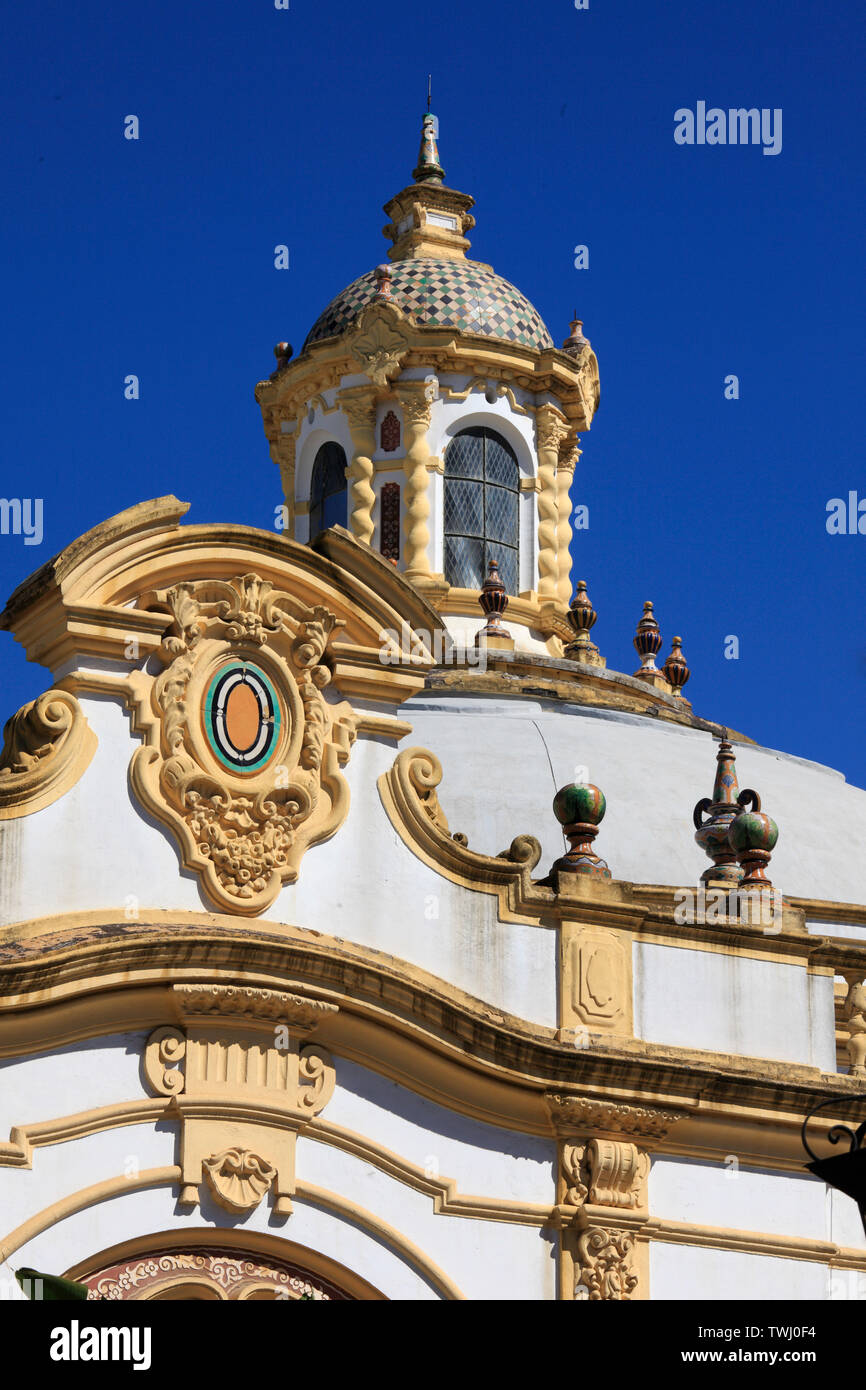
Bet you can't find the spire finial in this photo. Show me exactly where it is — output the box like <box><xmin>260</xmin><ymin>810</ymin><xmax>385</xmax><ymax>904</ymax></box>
<box><xmin>413</xmin><ymin>104</ymin><xmax>445</xmax><ymax>185</ymax></box>
<box><xmin>427</xmin><ymin>74</ymin><xmax>432</xmax><ymax>113</ymax></box>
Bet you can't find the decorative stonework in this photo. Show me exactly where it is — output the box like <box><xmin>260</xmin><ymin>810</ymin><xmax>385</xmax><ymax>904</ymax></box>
<box><xmin>842</xmin><ymin>975</ymin><xmax>866</xmax><ymax>1076</ymax></box>
<box><xmin>129</xmin><ymin>572</ymin><xmax>357</xmax><ymax>915</ymax></box>
<box><xmin>174</xmin><ymin>984</ymin><xmax>337</xmax><ymax>1029</ymax></box>
<box><xmin>83</xmin><ymin>1249</ymin><xmax>347</xmax><ymax>1300</ymax></box>
<box><xmin>203</xmin><ymin>1148</ymin><xmax>276</xmax><ymax>1213</ymax></box>
<box><xmin>546</xmin><ymin>1094</ymin><xmax>684</xmax><ymax>1139</ymax></box>
<box><xmin>563</xmin><ymin>1138</ymin><xmax>649</xmax><ymax>1210</ymax></box>
<box><xmin>347</xmin><ymin>301</ymin><xmax>412</xmax><ymax>387</ymax></box>
<box><xmin>0</xmin><ymin>689</ymin><xmax>97</xmax><ymax>820</ymax></box>
<box><xmin>142</xmin><ymin>1006</ymin><xmax>337</xmax><ymax>1216</ymax></box>
<box><xmin>380</xmin><ymin>481</ymin><xmax>401</xmax><ymax>561</ymax></box>
<box><xmin>574</xmin><ymin>1226</ymin><xmax>638</xmax><ymax>1301</ymax></box>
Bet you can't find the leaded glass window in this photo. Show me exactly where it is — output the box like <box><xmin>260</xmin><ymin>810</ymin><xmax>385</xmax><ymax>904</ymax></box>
<box><xmin>309</xmin><ymin>442</ymin><xmax>348</xmax><ymax>537</ymax></box>
<box><xmin>443</xmin><ymin>429</ymin><xmax>519</xmax><ymax>593</ymax></box>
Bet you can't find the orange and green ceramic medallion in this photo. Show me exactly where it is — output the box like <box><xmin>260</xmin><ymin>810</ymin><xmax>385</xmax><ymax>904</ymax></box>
<box><xmin>204</xmin><ymin>662</ymin><xmax>281</xmax><ymax>773</ymax></box>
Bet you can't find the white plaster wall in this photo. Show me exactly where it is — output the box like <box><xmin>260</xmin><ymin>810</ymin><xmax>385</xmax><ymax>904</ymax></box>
<box><xmin>0</xmin><ymin>1042</ymin><xmax>556</xmax><ymax>1212</ymax></box>
<box><xmin>295</xmin><ymin>1138</ymin><xmax>554</xmax><ymax>1300</ymax></box>
<box><xmin>650</xmin><ymin>1156</ymin><xmax>828</xmax><ymax>1242</ymax></box>
<box><xmin>650</xmin><ymin>1243</ymin><xmax>829</xmax><ymax>1299</ymax></box>
<box><xmin>0</xmin><ymin>1123</ymin><xmax>176</xmax><ymax>1237</ymax></box>
<box><xmin>633</xmin><ymin>942</ymin><xmax>835</xmax><ymax>1068</ymax></box>
<box><xmin>0</xmin><ymin>1042</ymin><xmax>555</xmax><ymax>1300</ymax></box>
<box><xmin>327</xmin><ymin>1058</ymin><xmax>555</xmax><ymax>1204</ymax></box>
<box><xmin>402</xmin><ymin>697</ymin><xmax>866</xmax><ymax>905</ymax></box>
<box><xmin>0</xmin><ymin>1034</ymin><xmax>148</xmax><ymax>1134</ymax></box>
<box><xmin>0</xmin><ymin>1184</ymin><xmax>438</xmax><ymax>1302</ymax></box>
<box><xmin>0</xmin><ymin>695</ymin><xmax>557</xmax><ymax>1027</ymax></box>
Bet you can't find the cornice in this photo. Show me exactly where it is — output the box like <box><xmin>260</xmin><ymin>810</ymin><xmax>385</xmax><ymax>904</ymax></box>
<box><xmin>0</xmin><ymin>913</ymin><xmax>863</xmax><ymax>1166</ymax></box>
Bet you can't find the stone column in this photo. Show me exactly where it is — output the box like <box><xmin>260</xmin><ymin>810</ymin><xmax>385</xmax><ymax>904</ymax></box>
<box><xmin>269</xmin><ymin>425</ymin><xmax>298</xmax><ymax>533</ymax></box>
<box><xmin>338</xmin><ymin>387</ymin><xmax>378</xmax><ymax>547</ymax></box>
<box><xmin>396</xmin><ymin>383</ymin><xmax>433</xmax><ymax>581</ymax></box>
<box><xmin>536</xmin><ymin>404</ymin><xmax>569</xmax><ymax>602</ymax></box>
<box><xmin>556</xmin><ymin>438</ymin><xmax>581</xmax><ymax>607</ymax></box>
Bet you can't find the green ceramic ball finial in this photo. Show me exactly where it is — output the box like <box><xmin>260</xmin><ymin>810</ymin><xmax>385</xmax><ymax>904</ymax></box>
<box><xmin>728</xmin><ymin>790</ymin><xmax>779</xmax><ymax>892</ymax></box>
<box><xmin>550</xmin><ymin>782</ymin><xmax>611</xmax><ymax>879</ymax></box>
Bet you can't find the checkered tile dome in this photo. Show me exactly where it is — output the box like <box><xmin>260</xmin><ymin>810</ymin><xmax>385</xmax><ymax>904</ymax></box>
<box><xmin>303</xmin><ymin>259</ymin><xmax>553</xmax><ymax>352</ymax></box>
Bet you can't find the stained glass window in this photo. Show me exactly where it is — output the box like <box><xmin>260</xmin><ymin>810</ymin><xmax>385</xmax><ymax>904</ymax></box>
<box><xmin>309</xmin><ymin>442</ymin><xmax>348</xmax><ymax>537</ymax></box>
<box><xmin>443</xmin><ymin>429</ymin><xmax>519</xmax><ymax>593</ymax></box>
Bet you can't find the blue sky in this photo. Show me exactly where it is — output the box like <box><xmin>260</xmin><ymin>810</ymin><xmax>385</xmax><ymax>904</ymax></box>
<box><xmin>1</xmin><ymin>0</ymin><xmax>864</xmax><ymax>790</ymax></box>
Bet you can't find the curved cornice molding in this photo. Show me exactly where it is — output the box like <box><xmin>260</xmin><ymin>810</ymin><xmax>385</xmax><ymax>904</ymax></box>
<box><xmin>255</xmin><ymin>319</ymin><xmax>600</xmax><ymax>436</ymax></box>
<box><xmin>0</xmin><ymin>501</ymin><xmax>445</xmax><ymax>708</ymax></box>
<box><xmin>0</xmin><ymin>689</ymin><xmax>97</xmax><ymax>819</ymax></box>
<box><xmin>1</xmin><ymin>912</ymin><xmax>863</xmax><ymax>1163</ymax></box>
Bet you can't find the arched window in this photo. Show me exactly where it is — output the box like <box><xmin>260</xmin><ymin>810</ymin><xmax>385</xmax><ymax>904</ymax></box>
<box><xmin>443</xmin><ymin>428</ymin><xmax>519</xmax><ymax>593</ymax></box>
<box><xmin>309</xmin><ymin>442</ymin><xmax>348</xmax><ymax>537</ymax></box>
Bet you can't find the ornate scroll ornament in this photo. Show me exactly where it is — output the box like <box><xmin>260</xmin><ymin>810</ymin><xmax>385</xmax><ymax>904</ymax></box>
<box><xmin>546</xmin><ymin>1093</ymin><xmax>684</xmax><ymax>1139</ymax></box>
<box><xmin>0</xmin><ymin>689</ymin><xmax>97</xmax><ymax>819</ymax></box>
<box><xmin>378</xmin><ymin>747</ymin><xmax>542</xmax><ymax>905</ymax></box>
<box><xmin>348</xmin><ymin>301</ymin><xmax>412</xmax><ymax>387</ymax></box>
<box><xmin>143</xmin><ymin>1026</ymin><xmax>187</xmax><ymax>1096</ymax></box>
<box><xmin>203</xmin><ymin>1148</ymin><xmax>276</xmax><ymax>1213</ymax></box>
<box><xmin>563</xmin><ymin>1139</ymin><xmax>649</xmax><ymax>1211</ymax></box>
<box><xmin>142</xmin><ymin>1016</ymin><xmax>336</xmax><ymax>1215</ymax></box>
<box><xmin>129</xmin><ymin>572</ymin><xmax>357</xmax><ymax>915</ymax></box>
<box><xmin>574</xmin><ymin>1227</ymin><xmax>638</xmax><ymax>1301</ymax></box>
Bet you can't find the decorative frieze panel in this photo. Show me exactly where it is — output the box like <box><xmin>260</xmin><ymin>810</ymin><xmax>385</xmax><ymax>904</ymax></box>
<box><xmin>129</xmin><ymin>572</ymin><xmax>357</xmax><ymax>915</ymax></box>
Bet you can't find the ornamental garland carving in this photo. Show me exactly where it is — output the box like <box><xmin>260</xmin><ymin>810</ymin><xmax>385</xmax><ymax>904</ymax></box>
<box><xmin>128</xmin><ymin>572</ymin><xmax>357</xmax><ymax>915</ymax></box>
<box><xmin>0</xmin><ymin>689</ymin><xmax>97</xmax><ymax>820</ymax></box>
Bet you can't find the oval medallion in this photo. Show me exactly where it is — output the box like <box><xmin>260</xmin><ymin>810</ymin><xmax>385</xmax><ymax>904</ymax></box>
<box><xmin>203</xmin><ymin>662</ymin><xmax>281</xmax><ymax>772</ymax></box>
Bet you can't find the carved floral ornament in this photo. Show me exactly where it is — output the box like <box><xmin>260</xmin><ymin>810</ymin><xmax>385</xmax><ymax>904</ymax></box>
<box><xmin>128</xmin><ymin>572</ymin><xmax>357</xmax><ymax>915</ymax></box>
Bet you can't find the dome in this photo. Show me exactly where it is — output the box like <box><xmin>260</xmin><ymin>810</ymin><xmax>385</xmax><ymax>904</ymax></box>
<box><xmin>303</xmin><ymin>258</ymin><xmax>554</xmax><ymax>353</ymax></box>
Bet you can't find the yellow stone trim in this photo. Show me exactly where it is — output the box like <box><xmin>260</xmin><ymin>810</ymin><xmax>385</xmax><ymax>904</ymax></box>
<box><xmin>124</xmin><ymin>574</ymin><xmax>359</xmax><ymax>916</ymax></box>
<box><xmin>535</xmin><ymin>405</ymin><xmax>569</xmax><ymax>601</ymax></box>
<box><xmin>338</xmin><ymin>385</ymin><xmax>378</xmax><ymax>547</ymax></box>
<box><xmin>2</xmin><ymin>909</ymin><xmax>865</xmax><ymax>1167</ymax></box>
<box><xmin>0</xmin><ymin>1166</ymin><xmax>464</xmax><ymax>1300</ymax></box>
<box><xmin>0</xmin><ymin>688</ymin><xmax>97</xmax><ymax>820</ymax></box>
<box><xmin>0</xmin><ymin>1096</ymin><xmax>545</xmax><ymax>1228</ymax></box>
<box><xmin>395</xmin><ymin>383</ymin><xmax>433</xmax><ymax>580</ymax></box>
<box><xmin>65</xmin><ymin>1227</ymin><xmax>386</xmax><ymax>1301</ymax></box>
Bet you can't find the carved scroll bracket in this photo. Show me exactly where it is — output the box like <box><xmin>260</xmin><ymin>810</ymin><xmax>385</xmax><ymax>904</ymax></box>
<box><xmin>141</xmin><ymin>996</ymin><xmax>337</xmax><ymax>1216</ymax></box>
<box><xmin>0</xmin><ymin>689</ymin><xmax>97</xmax><ymax>820</ymax></box>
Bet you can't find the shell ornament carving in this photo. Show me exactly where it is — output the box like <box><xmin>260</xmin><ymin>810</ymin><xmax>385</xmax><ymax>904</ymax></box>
<box><xmin>129</xmin><ymin>573</ymin><xmax>357</xmax><ymax>915</ymax></box>
<box><xmin>203</xmin><ymin>1148</ymin><xmax>277</xmax><ymax>1213</ymax></box>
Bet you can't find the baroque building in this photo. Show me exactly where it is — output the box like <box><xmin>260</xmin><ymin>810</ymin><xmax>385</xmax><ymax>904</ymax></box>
<box><xmin>0</xmin><ymin>114</ymin><xmax>865</xmax><ymax>1303</ymax></box>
